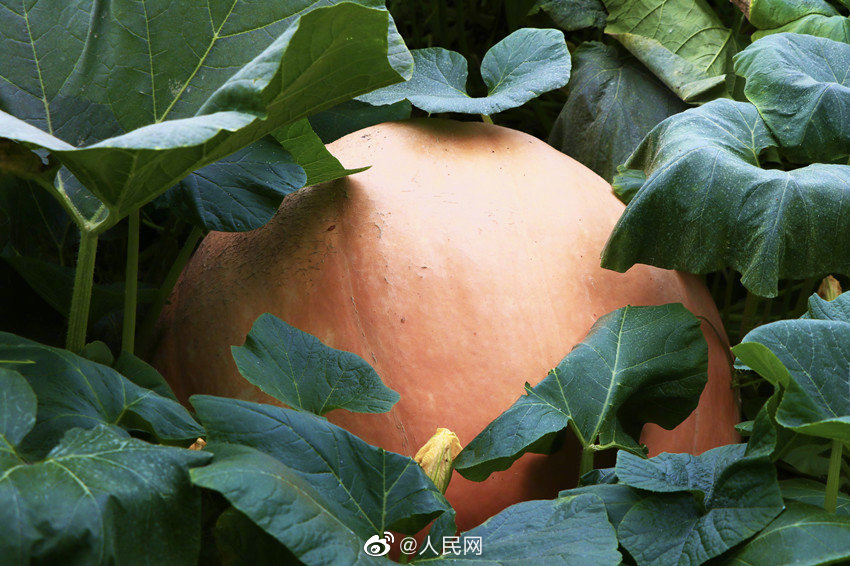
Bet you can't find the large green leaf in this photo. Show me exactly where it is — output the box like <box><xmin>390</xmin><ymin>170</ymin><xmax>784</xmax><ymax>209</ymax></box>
<box><xmin>749</xmin><ymin>0</ymin><xmax>850</xmax><ymax>43</ymax></box>
<box><xmin>723</xmin><ymin>502</ymin><xmax>850</xmax><ymax>565</ymax></box>
<box><xmin>616</xmin><ymin>445</ymin><xmax>784</xmax><ymax>566</ymax></box>
<box><xmin>231</xmin><ymin>314</ymin><xmax>399</xmax><ymax>416</ymax></box>
<box><xmin>532</xmin><ymin>0</ymin><xmax>607</xmax><ymax>31</ymax></box>
<box><xmin>803</xmin><ymin>290</ymin><xmax>850</xmax><ymax>321</ymax></box>
<box><xmin>0</xmin><ymin>2</ymin><xmax>410</xmax><ymax>226</ymax></box>
<box><xmin>191</xmin><ymin>396</ymin><xmax>452</xmax><ymax>537</ymax></box>
<box><xmin>601</xmin><ymin>99</ymin><xmax>850</xmax><ymax>298</ymax></box>
<box><xmin>416</xmin><ymin>495</ymin><xmax>621</xmax><ymax>565</ymax></box>
<box><xmin>214</xmin><ymin>507</ymin><xmax>302</xmax><ymax>566</ymax></box>
<box><xmin>191</xmin><ymin>443</ymin><xmax>392</xmax><ymax>566</ymax></box>
<box><xmin>166</xmin><ymin>137</ymin><xmax>305</xmax><ymax>232</ymax></box>
<box><xmin>549</xmin><ymin>42</ymin><xmax>687</xmax><ymax>182</ymax></box>
<box><xmin>360</xmin><ymin>28</ymin><xmax>570</xmax><ymax>115</ymax></box>
<box><xmin>558</xmin><ymin>483</ymin><xmax>643</xmax><ymax>529</ymax></box>
<box><xmin>735</xmin><ymin>316</ymin><xmax>850</xmax><ymax>443</ymax></box>
<box><xmin>603</xmin><ymin>0</ymin><xmax>744</xmax><ymax>102</ymax></box>
<box><xmin>0</xmin><ymin>425</ymin><xmax>210</xmax><ymax>566</ymax></box>
<box><xmin>0</xmin><ymin>368</ymin><xmax>35</xmax><ymax>469</ymax></box>
<box><xmin>454</xmin><ymin>304</ymin><xmax>708</xmax><ymax>481</ymax></box>
<box><xmin>781</xmin><ymin>479</ymin><xmax>850</xmax><ymax>516</ymax></box>
<box><xmin>0</xmin><ymin>332</ymin><xmax>202</xmax><ymax>457</ymax></box>
<box><xmin>735</xmin><ymin>33</ymin><xmax>850</xmax><ymax>164</ymax></box>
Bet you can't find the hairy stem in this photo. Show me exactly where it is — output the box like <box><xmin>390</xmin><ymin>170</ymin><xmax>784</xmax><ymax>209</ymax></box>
<box><xmin>136</xmin><ymin>226</ymin><xmax>203</xmax><ymax>358</ymax></box>
<box><xmin>825</xmin><ymin>439</ymin><xmax>843</xmax><ymax>513</ymax></box>
<box><xmin>121</xmin><ymin>210</ymin><xmax>141</xmax><ymax>354</ymax></box>
<box><xmin>480</xmin><ymin>114</ymin><xmax>494</xmax><ymax>124</ymax></box>
<box><xmin>66</xmin><ymin>230</ymin><xmax>99</xmax><ymax>352</ymax></box>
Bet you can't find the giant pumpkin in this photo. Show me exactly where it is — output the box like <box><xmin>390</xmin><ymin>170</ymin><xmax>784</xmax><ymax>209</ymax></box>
<box><xmin>153</xmin><ymin>119</ymin><xmax>739</xmax><ymax>531</ymax></box>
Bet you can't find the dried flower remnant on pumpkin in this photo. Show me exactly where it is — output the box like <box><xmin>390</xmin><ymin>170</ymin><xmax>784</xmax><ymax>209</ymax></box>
<box><xmin>415</xmin><ymin>428</ymin><xmax>462</xmax><ymax>493</ymax></box>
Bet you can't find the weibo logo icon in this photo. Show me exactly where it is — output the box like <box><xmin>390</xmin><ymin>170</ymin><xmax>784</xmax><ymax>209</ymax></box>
<box><xmin>363</xmin><ymin>532</ymin><xmax>394</xmax><ymax>556</ymax></box>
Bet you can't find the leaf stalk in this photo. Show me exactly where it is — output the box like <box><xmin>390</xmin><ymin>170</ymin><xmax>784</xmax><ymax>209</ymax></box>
<box><xmin>122</xmin><ymin>210</ymin><xmax>141</xmax><ymax>354</ymax></box>
<box><xmin>825</xmin><ymin>439</ymin><xmax>843</xmax><ymax>513</ymax></box>
<box><xmin>66</xmin><ymin>230</ymin><xmax>99</xmax><ymax>352</ymax></box>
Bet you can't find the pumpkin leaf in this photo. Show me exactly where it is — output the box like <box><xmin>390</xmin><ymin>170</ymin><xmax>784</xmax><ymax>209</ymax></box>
<box><xmin>736</xmin><ymin>316</ymin><xmax>850</xmax><ymax>443</ymax></box>
<box><xmin>780</xmin><ymin>479</ymin><xmax>850</xmax><ymax>515</ymax></box>
<box><xmin>549</xmin><ymin>42</ymin><xmax>687</xmax><ymax>183</ymax></box>
<box><xmin>0</xmin><ymin>368</ymin><xmax>35</xmax><ymax>469</ymax></box>
<box><xmin>734</xmin><ymin>33</ymin><xmax>850</xmax><ymax>164</ymax></box>
<box><xmin>601</xmin><ymin>100</ymin><xmax>850</xmax><ymax>298</ymax></box>
<box><xmin>214</xmin><ymin>507</ymin><xmax>302</xmax><ymax>566</ymax></box>
<box><xmin>803</xmin><ymin>291</ymin><xmax>850</xmax><ymax>321</ymax></box>
<box><xmin>272</xmin><ymin>118</ymin><xmax>365</xmax><ymax>186</ymax></box>
<box><xmin>0</xmin><ymin>2</ymin><xmax>410</xmax><ymax>225</ymax></box>
<box><xmin>310</xmin><ymin>99</ymin><xmax>412</xmax><ymax>144</ymax></box>
<box><xmin>749</xmin><ymin>0</ymin><xmax>850</xmax><ymax>43</ymax></box>
<box><xmin>0</xmin><ymin>425</ymin><xmax>210</xmax><ymax>566</ymax></box>
<box><xmin>722</xmin><ymin>502</ymin><xmax>850</xmax><ymax>566</ymax></box>
<box><xmin>231</xmin><ymin>314</ymin><xmax>399</xmax><ymax>416</ymax></box>
<box><xmin>602</xmin><ymin>0</ymin><xmax>744</xmax><ymax>102</ymax></box>
<box><xmin>416</xmin><ymin>494</ymin><xmax>622</xmax><ymax>564</ymax></box>
<box><xmin>454</xmin><ymin>304</ymin><xmax>708</xmax><ymax>481</ymax></box>
<box><xmin>558</xmin><ymin>484</ymin><xmax>643</xmax><ymax>529</ymax></box>
<box><xmin>191</xmin><ymin>442</ymin><xmax>394</xmax><ymax>566</ymax></box>
<box><xmin>113</xmin><ymin>351</ymin><xmax>179</xmax><ymax>402</ymax></box>
<box><xmin>360</xmin><ymin>28</ymin><xmax>570</xmax><ymax>115</ymax></box>
<box><xmin>190</xmin><ymin>396</ymin><xmax>452</xmax><ymax>539</ymax></box>
<box><xmin>0</xmin><ymin>332</ymin><xmax>203</xmax><ymax>457</ymax></box>
<box><xmin>165</xmin><ymin>138</ymin><xmax>306</xmax><ymax>233</ymax></box>
<box><xmin>616</xmin><ymin>445</ymin><xmax>784</xmax><ymax>566</ymax></box>
<box><xmin>532</xmin><ymin>0</ymin><xmax>607</xmax><ymax>31</ymax></box>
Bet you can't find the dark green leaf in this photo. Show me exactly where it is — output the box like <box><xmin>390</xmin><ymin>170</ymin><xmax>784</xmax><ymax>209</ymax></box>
<box><xmin>601</xmin><ymin>100</ymin><xmax>850</xmax><ymax>298</ymax></box>
<box><xmin>533</xmin><ymin>0</ymin><xmax>607</xmax><ymax>31</ymax></box>
<box><xmin>616</xmin><ymin>445</ymin><xmax>784</xmax><ymax>566</ymax></box>
<box><xmin>803</xmin><ymin>291</ymin><xmax>850</xmax><ymax>321</ymax></box>
<box><xmin>0</xmin><ymin>332</ymin><xmax>202</xmax><ymax>457</ymax></box>
<box><xmin>310</xmin><ymin>100</ymin><xmax>412</xmax><ymax>144</ymax></box>
<box><xmin>417</xmin><ymin>495</ymin><xmax>621</xmax><ymax>565</ymax></box>
<box><xmin>549</xmin><ymin>42</ymin><xmax>687</xmax><ymax>183</ymax></box>
<box><xmin>749</xmin><ymin>0</ymin><xmax>850</xmax><ymax>43</ymax></box>
<box><xmin>113</xmin><ymin>351</ymin><xmax>179</xmax><ymax>401</ymax></box>
<box><xmin>723</xmin><ymin>502</ymin><xmax>850</xmax><ymax>565</ymax></box>
<box><xmin>167</xmin><ymin>138</ymin><xmax>305</xmax><ymax>233</ymax></box>
<box><xmin>214</xmin><ymin>507</ymin><xmax>303</xmax><ymax>566</ymax></box>
<box><xmin>191</xmin><ymin>396</ymin><xmax>451</xmax><ymax>537</ymax></box>
<box><xmin>454</xmin><ymin>304</ymin><xmax>707</xmax><ymax>481</ymax></box>
<box><xmin>361</xmin><ymin>28</ymin><xmax>570</xmax><ymax>115</ymax></box>
<box><xmin>0</xmin><ymin>2</ymin><xmax>410</xmax><ymax>223</ymax></box>
<box><xmin>734</xmin><ymin>33</ymin><xmax>850</xmax><ymax>163</ymax></box>
<box><xmin>231</xmin><ymin>314</ymin><xmax>399</xmax><ymax>416</ymax></box>
<box><xmin>0</xmin><ymin>368</ymin><xmax>35</xmax><ymax>469</ymax></box>
<box><xmin>272</xmin><ymin>118</ymin><xmax>364</xmax><ymax>186</ymax></box>
<box><xmin>559</xmin><ymin>484</ymin><xmax>643</xmax><ymax>528</ymax></box>
<box><xmin>0</xmin><ymin>425</ymin><xmax>210</xmax><ymax>566</ymax></box>
<box><xmin>192</xmin><ymin>443</ymin><xmax>393</xmax><ymax>566</ymax></box>
<box><xmin>603</xmin><ymin>0</ymin><xmax>744</xmax><ymax>102</ymax></box>
<box><xmin>780</xmin><ymin>479</ymin><xmax>850</xmax><ymax>516</ymax></box>
<box><xmin>737</xmin><ymin>317</ymin><xmax>850</xmax><ymax>442</ymax></box>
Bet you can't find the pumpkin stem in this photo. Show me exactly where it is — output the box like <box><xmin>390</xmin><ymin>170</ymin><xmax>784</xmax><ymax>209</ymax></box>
<box><xmin>579</xmin><ymin>446</ymin><xmax>595</xmax><ymax>476</ymax></box>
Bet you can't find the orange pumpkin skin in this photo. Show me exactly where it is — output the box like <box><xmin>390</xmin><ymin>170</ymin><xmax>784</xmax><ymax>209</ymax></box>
<box><xmin>153</xmin><ymin>119</ymin><xmax>739</xmax><ymax>531</ymax></box>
